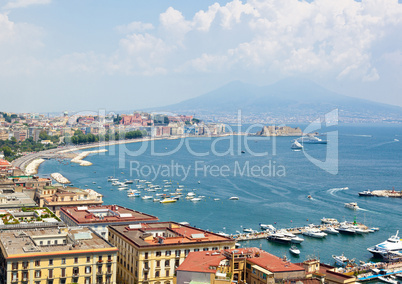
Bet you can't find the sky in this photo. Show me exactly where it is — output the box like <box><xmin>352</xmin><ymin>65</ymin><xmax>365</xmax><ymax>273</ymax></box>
<box><xmin>1</xmin><ymin>0</ymin><xmax>402</xmax><ymax>113</ymax></box>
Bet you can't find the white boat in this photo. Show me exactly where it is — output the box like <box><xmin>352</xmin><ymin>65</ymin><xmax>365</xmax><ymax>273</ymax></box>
<box><xmin>187</xmin><ymin>192</ymin><xmax>196</xmax><ymax>197</ymax></box>
<box><xmin>267</xmin><ymin>233</ymin><xmax>292</xmax><ymax>244</ymax></box>
<box><xmin>321</xmin><ymin>217</ymin><xmax>339</xmax><ymax>225</ymax></box>
<box><xmin>354</xmin><ymin>228</ymin><xmax>371</xmax><ymax>234</ymax></box>
<box><xmin>243</xmin><ymin>228</ymin><xmax>256</xmax><ymax>234</ymax></box>
<box><xmin>229</xmin><ymin>197</ymin><xmax>239</xmax><ymax>200</ymax></box>
<box><xmin>378</xmin><ymin>276</ymin><xmax>399</xmax><ymax>284</ymax></box>
<box><xmin>153</xmin><ymin>198</ymin><xmax>160</xmax><ymax>202</ymax></box>
<box><xmin>260</xmin><ymin>224</ymin><xmax>276</xmax><ymax>231</ymax></box>
<box><xmin>358</xmin><ymin>190</ymin><xmax>375</xmax><ymax>196</ymax></box>
<box><xmin>276</xmin><ymin>230</ymin><xmax>304</xmax><ymax>243</ymax></box>
<box><xmin>302</xmin><ymin>229</ymin><xmax>327</xmax><ymax>238</ymax></box>
<box><xmin>124</xmin><ymin>180</ymin><xmax>134</xmax><ymax>184</ymax></box>
<box><xmin>367</xmin><ymin>231</ymin><xmax>402</xmax><ymax>258</ymax></box>
<box><xmin>117</xmin><ymin>187</ymin><xmax>127</xmax><ymax>191</ymax></box>
<box><xmin>332</xmin><ymin>253</ymin><xmax>350</xmax><ymax>266</ymax></box>
<box><xmin>297</xmin><ymin>136</ymin><xmax>327</xmax><ymax>144</ymax></box>
<box><xmin>141</xmin><ymin>195</ymin><xmax>153</xmax><ymax>200</ymax></box>
<box><xmin>217</xmin><ymin>231</ymin><xmax>230</xmax><ymax>237</ymax></box>
<box><xmin>127</xmin><ymin>192</ymin><xmax>140</xmax><ymax>197</ymax></box>
<box><xmin>214</xmin><ymin>198</ymin><xmax>220</xmax><ymax>201</ymax></box>
<box><xmin>191</xmin><ymin>198</ymin><xmax>202</xmax><ymax>202</ymax></box>
<box><xmin>92</xmin><ymin>181</ymin><xmax>96</xmax><ymax>184</ymax></box>
<box><xmin>337</xmin><ymin>225</ymin><xmax>356</xmax><ymax>235</ymax></box>
<box><xmin>323</xmin><ymin>227</ymin><xmax>339</xmax><ymax>234</ymax></box>
<box><xmin>289</xmin><ymin>245</ymin><xmax>300</xmax><ymax>255</ymax></box>
<box><xmin>291</xmin><ymin>140</ymin><xmax>303</xmax><ymax>149</ymax></box>
<box><xmin>344</xmin><ymin>202</ymin><xmax>360</xmax><ymax>210</ymax></box>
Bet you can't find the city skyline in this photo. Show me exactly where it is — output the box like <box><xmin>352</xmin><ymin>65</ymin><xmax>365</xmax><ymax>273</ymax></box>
<box><xmin>1</xmin><ymin>0</ymin><xmax>402</xmax><ymax>112</ymax></box>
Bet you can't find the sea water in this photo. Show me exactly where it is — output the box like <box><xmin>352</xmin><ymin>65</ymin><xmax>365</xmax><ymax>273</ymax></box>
<box><xmin>38</xmin><ymin>123</ymin><xmax>402</xmax><ymax>265</ymax></box>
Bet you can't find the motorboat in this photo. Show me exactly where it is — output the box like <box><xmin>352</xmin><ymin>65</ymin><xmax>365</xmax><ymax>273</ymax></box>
<box><xmin>127</xmin><ymin>192</ymin><xmax>140</xmax><ymax>197</ymax></box>
<box><xmin>124</xmin><ymin>180</ymin><xmax>134</xmax><ymax>184</ymax></box>
<box><xmin>187</xmin><ymin>192</ymin><xmax>196</xmax><ymax>197</ymax></box>
<box><xmin>337</xmin><ymin>225</ymin><xmax>356</xmax><ymax>235</ymax></box>
<box><xmin>141</xmin><ymin>195</ymin><xmax>153</xmax><ymax>200</ymax></box>
<box><xmin>217</xmin><ymin>232</ymin><xmax>230</xmax><ymax>237</ymax></box>
<box><xmin>302</xmin><ymin>229</ymin><xmax>327</xmax><ymax>238</ymax></box>
<box><xmin>378</xmin><ymin>276</ymin><xmax>399</xmax><ymax>284</ymax></box>
<box><xmin>153</xmin><ymin>198</ymin><xmax>160</xmax><ymax>202</ymax></box>
<box><xmin>276</xmin><ymin>230</ymin><xmax>304</xmax><ymax>243</ymax></box>
<box><xmin>344</xmin><ymin>202</ymin><xmax>360</xmax><ymax>210</ymax></box>
<box><xmin>321</xmin><ymin>217</ymin><xmax>339</xmax><ymax>225</ymax></box>
<box><xmin>267</xmin><ymin>233</ymin><xmax>292</xmax><ymax>244</ymax></box>
<box><xmin>214</xmin><ymin>198</ymin><xmax>220</xmax><ymax>201</ymax></box>
<box><xmin>323</xmin><ymin>227</ymin><xmax>339</xmax><ymax>234</ymax></box>
<box><xmin>332</xmin><ymin>254</ymin><xmax>350</xmax><ymax>266</ymax></box>
<box><xmin>159</xmin><ymin>198</ymin><xmax>177</xmax><ymax>203</ymax></box>
<box><xmin>289</xmin><ymin>245</ymin><xmax>300</xmax><ymax>255</ymax></box>
<box><xmin>243</xmin><ymin>228</ymin><xmax>256</xmax><ymax>234</ymax></box>
<box><xmin>297</xmin><ymin>136</ymin><xmax>327</xmax><ymax>144</ymax></box>
<box><xmin>191</xmin><ymin>198</ymin><xmax>202</xmax><ymax>202</ymax></box>
<box><xmin>354</xmin><ymin>228</ymin><xmax>371</xmax><ymax>234</ymax></box>
<box><xmin>260</xmin><ymin>224</ymin><xmax>276</xmax><ymax>231</ymax></box>
<box><xmin>291</xmin><ymin>140</ymin><xmax>303</xmax><ymax>149</ymax></box>
<box><xmin>367</xmin><ymin>231</ymin><xmax>402</xmax><ymax>258</ymax></box>
<box><xmin>358</xmin><ymin>190</ymin><xmax>375</xmax><ymax>197</ymax></box>
<box><xmin>229</xmin><ymin>197</ymin><xmax>239</xmax><ymax>200</ymax></box>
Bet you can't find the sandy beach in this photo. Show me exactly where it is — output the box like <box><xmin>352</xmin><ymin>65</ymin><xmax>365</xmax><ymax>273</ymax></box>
<box><xmin>24</xmin><ymin>158</ymin><xmax>45</xmax><ymax>175</ymax></box>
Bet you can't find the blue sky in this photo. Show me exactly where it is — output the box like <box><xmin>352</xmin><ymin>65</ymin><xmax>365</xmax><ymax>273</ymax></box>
<box><xmin>1</xmin><ymin>0</ymin><xmax>402</xmax><ymax>112</ymax></box>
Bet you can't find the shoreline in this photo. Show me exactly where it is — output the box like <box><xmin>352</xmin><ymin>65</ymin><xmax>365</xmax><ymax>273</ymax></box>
<box><xmin>22</xmin><ymin>133</ymin><xmax>244</xmax><ymax>175</ymax></box>
<box><xmin>24</xmin><ymin>158</ymin><xmax>46</xmax><ymax>175</ymax></box>
<box><xmin>70</xmin><ymin>149</ymin><xmax>108</xmax><ymax>166</ymax></box>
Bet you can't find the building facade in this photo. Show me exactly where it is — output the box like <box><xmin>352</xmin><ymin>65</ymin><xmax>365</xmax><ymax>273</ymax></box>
<box><xmin>0</xmin><ymin>227</ymin><xmax>118</xmax><ymax>284</ymax></box>
<box><xmin>108</xmin><ymin>222</ymin><xmax>236</xmax><ymax>284</ymax></box>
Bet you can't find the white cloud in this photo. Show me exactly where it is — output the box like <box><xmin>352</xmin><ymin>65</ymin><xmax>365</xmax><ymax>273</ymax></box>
<box><xmin>3</xmin><ymin>0</ymin><xmax>51</xmax><ymax>9</ymax></box>
<box><xmin>116</xmin><ymin>21</ymin><xmax>154</xmax><ymax>34</ymax></box>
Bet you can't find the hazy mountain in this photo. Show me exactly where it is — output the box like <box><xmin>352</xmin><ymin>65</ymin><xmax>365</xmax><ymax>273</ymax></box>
<box><xmin>151</xmin><ymin>78</ymin><xmax>402</xmax><ymax>122</ymax></box>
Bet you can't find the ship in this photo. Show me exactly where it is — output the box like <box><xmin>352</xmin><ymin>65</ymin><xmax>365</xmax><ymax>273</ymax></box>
<box><xmin>367</xmin><ymin>230</ymin><xmax>402</xmax><ymax>258</ymax></box>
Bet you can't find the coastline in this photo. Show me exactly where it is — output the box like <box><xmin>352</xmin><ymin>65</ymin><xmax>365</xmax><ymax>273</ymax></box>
<box><xmin>21</xmin><ymin>133</ymin><xmax>244</xmax><ymax>175</ymax></box>
<box><xmin>24</xmin><ymin>158</ymin><xmax>46</xmax><ymax>175</ymax></box>
<box><xmin>71</xmin><ymin>149</ymin><xmax>108</xmax><ymax>166</ymax></box>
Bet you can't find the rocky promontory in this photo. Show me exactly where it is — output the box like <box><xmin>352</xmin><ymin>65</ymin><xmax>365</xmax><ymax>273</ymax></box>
<box><xmin>256</xmin><ymin>126</ymin><xmax>303</xmax><ymax>136</ymax></box>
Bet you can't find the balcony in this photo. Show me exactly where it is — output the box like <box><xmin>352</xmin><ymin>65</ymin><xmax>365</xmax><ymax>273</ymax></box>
<box><xmin>72</xmin><ymin>272</ymin><xmax>80</xmax><ymax>277</ymax></box>
<box><xmin>97</xmin><ymin>271</ymin><xmax>103</xmax><ymax>276</ymax></box>
<box><xmin>47</xmin><ymin>275</ymin><xmax>54</xmax><ymax>279</ymax></box>
<box><xmin>143</xmin><ymin>267</ymin><xmax>150</xmax><ymax>272</ymax></box>
<box><xmin>107</xmin><ymin>259</ymin><xmax>112</xmax><ymax>262</ymax></box>
<box><xmin>106</xmin><ymin>270</ymin><xmax>113</xmax><ymax>275</ymax></box>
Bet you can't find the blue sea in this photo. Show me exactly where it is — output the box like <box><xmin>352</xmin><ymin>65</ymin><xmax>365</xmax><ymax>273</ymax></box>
<box><xmin>37</xmin><ymin>123</ymin><xmax>402</xmax><ymax>266</ymax></box>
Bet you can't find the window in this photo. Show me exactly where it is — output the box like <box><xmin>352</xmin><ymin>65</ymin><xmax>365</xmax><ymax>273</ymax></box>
<box><xmin>144</xmin><ymin>252</ymin><xmax>148</xmax><ymax>259</ymax></box>
<box><xmin>87</xmin><ymin>256</ymin><xmax>91</xmax><ymax>263</ymax></box>
<box><xmin>212</xmin><ymin>247</ymin><xmax>218</xmax><ymax>251</ymax></box>
<box><xmin>184</xmin><ymin>249</ymin><xmax>190</xmax><ymax>256</ymax></box>
<box><xmin>85</xmin><ymin>266</ymin><xmax>91</xmax><ymax>274</ymax></box>
<box><xmin>40</xmin><ymin>241</ymin><xmax>43</xmax><ymax>245</ymax></box>
<box><xmin>156</xmin><ymin>251</ymin><xmax>161</xmax><ymax>257</ymax></box>
<box><xmin>47</xmin><ymin>240</ymin><xmax>51</xmax><ymax>245</ymax></box>
<box><xmin>98</xmin><ymin>265</ymin><xmax>102</xmax><ymax>273</ymax></box>
<box><xmin>175</xmin><ymin>250</ymin><xmax>181</xmax><ymax>257</ymax></box>
<box><xmin>61</xmin><ymin>258</ymin><xmax>66</xmax><ymax>265</ymax></box>
<box><xmin>144</xmin><ymin>273</ymin><xmax>148</xmax><ymax>280</ymax></box>
<box><xmin>224</xmin><ymin>246</ymin><xmax>229</xmax><ymax>249</ymax></box>
<box><xmin>74</xmin><ymin>257</ymin><xmax>78</xmax><ymax>264</ymax></box>
<box><xmin>35</xmin><ymin>270</ymin><xmax>41</xmax><ymax>278</ymax></box>
<box><xmin>203</xmin><ymin>248</ymin><xmax>209</xmax><ymax>251</ymax></box>
<box><xmin>54</xmin><ymin>240</ymin><xmax>58</xmax><ymax>245</ymax></box>
<box><xmin>165</xmin><ymin>260</ymin><xmax>170</xmax><ymax>267</ymax></box>
<box><xmin>49</xmin><ymin>259</ymin><xmax>53</xmax><ymax>265</ymax></box>
<box><xmin>98</xmin><ymin>255</ymin><xmax>103</xmax><ymax>262</ymax></box>
<box><xmin>22</xmin><ymin>261</ymin><xmax>28</xmax><ymax>269</ymax></box>
<box><xmin>12</xmin><ymin>262</ymin><xmax>18</xmax><ymax>270</ymax></box>
<box><xmin>61</xmin><ymin>268</ymin><xmax>66</xmax><ymax>277</ymax></box>
<box><xmin>73</xmin><ymin>267</ymin><xmax>79</xmax><ymax>275</ymax></box>
<box><xmin>175</xmin><ymin>259</ymin><xmax>180</xmax><ymax>268</ymax></box>
<box><xmin>144</xmin><ymin>261</ymin><xmax>149</xmax><ymax>269</ymax></box>
<box><xmin>165</xmin><ymin>250</ymin><xmax>171</xmax><ymax>256</ymax></box>
<box><xmin>12</xmin><ymin>271</ymin><xmax>17</xmax><ymax>281</ymax></box>
<box><xmin>108</xmin><ymin>255</ymin><xmax>112</xmax><ymax>261</ymax></box>
<box><xmin>194</xmin><ymin>249</ymin><xmax>199</xmax><ymax>252</ymax></box>
<box><xmin>234</xmin><ymin>263</ymin><xmax>239</xmax><ymax>269</ymax></box>
<box><xmin>85</xmin><ymin>277</ymin><xmax>91</xmax><ymax>284</ymax></box>
<box><xmin>155</xmin><ymin>271</ymin><xmax>160</xmax><ymax>277</ymax></box>
<box><xmin>60</xmin><ymin>280</ymin><xmax>66</xmax><ymax>284</ymax></box>
<box><xmin>156</xmin><ymin>260</ymin><xmax>160</xmax><ymax>267</ymax></box>
<box><xmin>166</xmin><ymin>270</ymin><xmax>170</xmax><ymax>277</ymax></box>
<box><xmin>22</xmin><ymin>271</ymin><xmax>28</xmax><ymax>280</ymax></box>
<box><xmin>48</xmin><ymin>269</ymin><xmax>53</xmax><ymax>278</ymax></box>
<box><xmin>35</xmin><ymin>260</ymin><xmax>40</xmax><ymax>266</ymax></box>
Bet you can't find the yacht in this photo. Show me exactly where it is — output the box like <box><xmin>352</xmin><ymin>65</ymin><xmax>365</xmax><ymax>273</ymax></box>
<box><xmin>214</xmin><ymin>198</ymin><xmax>220</xmax><ymax>201</ymax></box>
<box><xmin>378</xmin><ymin>276</ymin><xmax>399</xmax><ymax>284</ymax></box>
<box><xmin>297</xmin><ymin>135</ymin><xmax>327</xmax><ymax>144</ymax></box>
<box><xmin>229</xmin><ymin>196</ymin><xmax>239</xmax><ymax>200</ymax></box>
<box><xmin>332</xmin><ymin>254</ymin><xmax>350</xmax><ymax>266</ymax></box>
<box><xmin>160</xmin><ymin>198</ymin><xmax>177</xmax><ymax>204</ymax></box>
<box><xmin>358</xmin><ymin>190</ymin><xmax>375</xmax><ymax>197</ymax></box>
<box><xmin>289</xmin><ymin>245</ymin><xmax>300</xmax><ymax>255</ymax></box>
<box><xmin>323</xmin><ymin>227</ymin><xmax>339</xmax><ymax>234</ymax></box>
<box><xmin>344</xmin><ymin>202</ymin><xmax>360</xmax><ymax>210</ymax></box>
<box><xmin>267</xmin><ymin>233</ymin><xmax>292</xmax><ymax>244</ymax></box>
<box><xmin>291</xmin><ymin>140</ymin><xmax>303</xmax><ymax>150</ymax></box>
<box><xmin>354</xmin><ymin>228</ymin><xmax>371</xmax><ymax>234</ymax></box>
<box><xmin>260</xmin><ymin>224</ymin><xmax>276</xmax><ymax>231</ymax></box>
<box><xmin>302</xmin><ymin>229</ymin><xmax>327</xmax><ymax>238</ymax></box>
<box><xmin>243</xmin><ymin>228</ymin><xmax>256</xmax><ymax>234</ymax></box>
<box><xmin>321</xmin><ymin>217</ymin><xmax>339</xmax><ymax>225</ymax></box>
<box><xmin>367</xmin><ymin>231</ymin><xmax>402</xmax><ymax>258</ymax></box>
<box><xmin>337</xmin><ymin>225</ymin><xmax>356</xmax><ymax>235</ymax></box>
<box><xmin>190</xmin><ymin>198</ymin><xmax>202</xmax><ymax>202</ymax></box>
<box><xmin>276</xmin><ymin>230</ymin><xmax>304</xmax><ymax>243</ymax></box>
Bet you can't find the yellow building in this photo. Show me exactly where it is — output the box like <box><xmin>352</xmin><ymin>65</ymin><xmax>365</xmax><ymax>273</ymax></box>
<box><xmin>0</xmin><ymin>227</ymin><xmax>118</xmax><ymax>284</ymax></box>
<box><xmin>108</xmin><ymin>222</ymin><xmax>236</xmax><ymax>284</ymax></box>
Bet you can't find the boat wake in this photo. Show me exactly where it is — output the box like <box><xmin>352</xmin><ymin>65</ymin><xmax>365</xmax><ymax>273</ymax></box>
<box><xmin>368</xmin><ymin>140</ymin><xmax>399</xmax><ymax>149</ymax></box>
<box><xmin>327</xmin><ymin>187</ymin><xmax>349</xmax><ymax>196</ymax></box>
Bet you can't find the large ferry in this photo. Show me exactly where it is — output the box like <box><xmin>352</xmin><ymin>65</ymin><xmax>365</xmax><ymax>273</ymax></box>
<box><xmin>367</xmin><ymin>231</ymin><xmax>402</xmax><ymax>258</ymax></box>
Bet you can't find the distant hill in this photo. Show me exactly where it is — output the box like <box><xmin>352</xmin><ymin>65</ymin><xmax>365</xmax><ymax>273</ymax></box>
<box><xmin>148</xmin><ymin>78</ymin><xmax>402</xmax><ymax>122</ymax></box>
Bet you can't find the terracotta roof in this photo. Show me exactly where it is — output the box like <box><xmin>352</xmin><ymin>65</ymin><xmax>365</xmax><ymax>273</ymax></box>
<box><xmin>177</xmin><ymin>251</ymin><xmax>226</xmax><ymax>273</ymax></box>
<box><xmin>60</xmin><ymin>205</ymin><xmax>158</xmax><ymax>225</ymax></box>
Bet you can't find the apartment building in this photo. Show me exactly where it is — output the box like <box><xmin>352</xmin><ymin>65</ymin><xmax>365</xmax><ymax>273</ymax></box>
<box><xmin>0</xmin><ymin>227</ymin><xmax>118</xmax><ymax>284</ymax></box>
<box><xmin>108</xmin><ymin>222</ymin><xmax>236</xmax><ymax>284</ymax></box>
